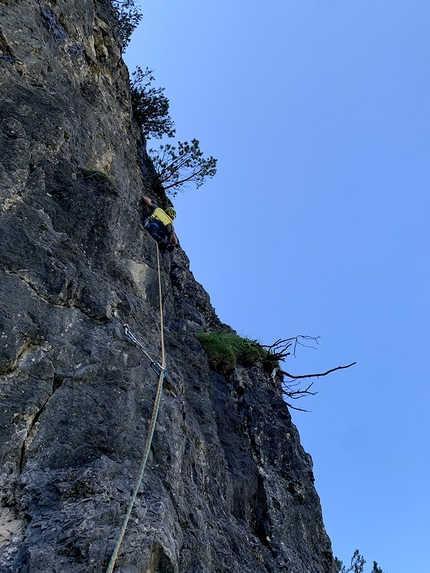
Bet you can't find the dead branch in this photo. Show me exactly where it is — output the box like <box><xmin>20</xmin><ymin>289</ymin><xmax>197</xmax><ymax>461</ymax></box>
<box><xmin>279</xmin><ymin>380</ymin><xmax>318</xmax><ymax>412</ymax></box>
<box><xmin>280</xmin><ymin>362</ymin><xmax>356</xmax><ymax>380</ymax></box>
<box><xmin>262</xmin><ymin>334</ymin><xmax>356</xmax><ymax>411</ymax></box>
<box><xmin>276</xmin><ymin>362</ymin><xmax>356</xmax><ymax>411</ymax></box>
<box><xmin>282</xmin><ymin>401</ymin><xmax>312</xmax><ymax>413</ymax></box>
<box><xmin>260</xmin><ymin>335</ymin><xmax>320</xmax><ymax>362</ymax></box>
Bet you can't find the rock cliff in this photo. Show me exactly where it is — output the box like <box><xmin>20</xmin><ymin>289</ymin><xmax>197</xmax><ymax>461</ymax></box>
<box><xmin>0</xmin><ymin>1</ymin><xmax>336</xmax><ymax>571</ymax></box>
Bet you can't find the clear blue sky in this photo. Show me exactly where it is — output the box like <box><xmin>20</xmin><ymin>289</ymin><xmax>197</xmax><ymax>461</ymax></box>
<box><xmin>125</xmin><ymin>1</ymin><xmax>430</xmax><ymax>571</ymax></box>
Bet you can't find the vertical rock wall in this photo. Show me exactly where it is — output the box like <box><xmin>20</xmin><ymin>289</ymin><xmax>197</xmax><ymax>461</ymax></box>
<box><xmin>0</xmin><ymin>1</ymin><xmax>336</xmax><ymax>572</ymax></box>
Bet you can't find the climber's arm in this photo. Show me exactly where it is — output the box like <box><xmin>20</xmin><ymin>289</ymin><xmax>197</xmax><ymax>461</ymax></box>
<box><xmin>142</xmin><ymin>196</ymin><xmax>155</xmax><ymax>208</ymax></box>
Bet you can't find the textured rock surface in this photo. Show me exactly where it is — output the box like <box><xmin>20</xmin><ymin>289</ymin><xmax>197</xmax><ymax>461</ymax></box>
<box><xmin>0</xmin><ymin>1</ymin><xmax>336</xmax><ymax>572</ymax></box>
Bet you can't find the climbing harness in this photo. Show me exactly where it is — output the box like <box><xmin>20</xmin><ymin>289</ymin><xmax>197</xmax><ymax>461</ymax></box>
<box><xmin>106</xmin><ymin>243</ymin><xmax>166</xmax><ymax>573</ymax></box>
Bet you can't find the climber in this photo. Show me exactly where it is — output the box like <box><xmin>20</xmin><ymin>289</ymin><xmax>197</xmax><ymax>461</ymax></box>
<box><xmin>142</xmin><ymin>196</ymin><xmax>178</xmax><ymax>252</ymax></box>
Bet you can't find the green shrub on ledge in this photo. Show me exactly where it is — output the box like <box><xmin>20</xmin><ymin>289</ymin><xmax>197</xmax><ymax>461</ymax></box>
<box><xmin>196</xmin><ymin>331</ymin><xmax>263</xmax><ymax>375</ymax></box>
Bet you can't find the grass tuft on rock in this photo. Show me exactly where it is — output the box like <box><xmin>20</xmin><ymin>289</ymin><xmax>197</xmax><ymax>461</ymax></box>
<box><xmin>196</xmin><ymin>331</ymin><xmax>263</xmax><ymax>375</ymax></box>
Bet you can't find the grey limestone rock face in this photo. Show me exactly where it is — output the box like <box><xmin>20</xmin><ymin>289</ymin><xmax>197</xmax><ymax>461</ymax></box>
<box><xmin>0</xmin><ymin>1</ymin><xmax>336</xmax><ymax>572</ymax></box>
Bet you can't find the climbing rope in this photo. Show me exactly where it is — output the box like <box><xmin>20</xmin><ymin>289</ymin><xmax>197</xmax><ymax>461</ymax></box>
<box><xmin>106</xmin><ymin>244</ymin><xmax>166</xmax><ymax>573</ymax></box>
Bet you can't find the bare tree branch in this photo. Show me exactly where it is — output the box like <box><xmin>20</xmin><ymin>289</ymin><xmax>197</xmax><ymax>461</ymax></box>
<box><xmin>260</xmin><ymin>335</ymin><xmax>320</xmax><ymax>362</ymax></box>
<box><xmin>282</xmin><ymin>401</ymin><xmax>312</xmax><ymax>413</ymax></box>
<box><xmin>280</xmin><ymin>362</ymin><xmax>357</xmax><ymax>380</ymax></box>
<box><xmin>261</xmin><ymin>334</ymin><xmax>356</xmax><ymax>411</ymax></box>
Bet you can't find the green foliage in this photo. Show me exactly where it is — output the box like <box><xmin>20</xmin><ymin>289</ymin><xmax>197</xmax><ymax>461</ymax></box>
<box><xmin>149</xmin><ymin>139</ymin><xmax>217</xmax><ymax>196</ymax></box>
<box><xmin>335</xmin><ymin>550</ymin><xmax>386</xmax><ymax>573</ymax></box>
<box><xmin>130</xmin><ymin>67</ymin><xmax>176</xmax><ymax>139</ymax></box>
<box><xmin>127</xmin><ymin>65</ymin><xmax>216</xmax><ymax>195</ymax></box>
<box><xmin>111</xmin><ymin>0</ymin><xmax>142</xmax><ymax>49</ymax></box>
<box><xmin>196</xmin><ymin>332</ymin><xmax>263</xmax><ymax>376</ymax></box>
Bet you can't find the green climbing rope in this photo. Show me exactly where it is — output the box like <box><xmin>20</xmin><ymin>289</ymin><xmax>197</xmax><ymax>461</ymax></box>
<box><xmin>106</xmin><ymin>243</ymin><xmax>166</xmax><ymax>573</ymax></box>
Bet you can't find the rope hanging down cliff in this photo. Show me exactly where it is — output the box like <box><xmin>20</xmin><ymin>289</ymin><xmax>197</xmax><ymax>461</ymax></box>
<box><xmin>106</xmin><ymin>243</ymin><xmax>166</xmax><ymax>573</ymax></box>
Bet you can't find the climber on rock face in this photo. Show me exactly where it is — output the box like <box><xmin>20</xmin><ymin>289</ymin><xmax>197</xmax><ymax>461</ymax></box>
<box><xmin>142</xmin><ymin>196</ymin><xmax>178</xmax><ymax>252</ymax></box>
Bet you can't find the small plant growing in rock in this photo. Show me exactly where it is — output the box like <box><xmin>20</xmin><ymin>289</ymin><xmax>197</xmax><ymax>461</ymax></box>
<box><xmin>195</xmin><ymin>332</ymin><xmax>263</xmax><ymax>376</ymax></box>
<box><xmin>130</xmin><ymin>67</ymin><xmax>176</xmax><ymax>139</ymax></box>
<box><xmin>111</xmin><ymin>0</ymin><xmax>142</xmax><ymax>49</ymax></box>
<box><xmin>78</xmin><ymin>167</ymin><xmax>113</xmax><ymax>185</ymax></box>
<box><xmin>129</xmin><ymin>68</ymin><xmax>217</xmax><ymax>195</ymax></box>
<box><xmin>197</xmin><ymin>332</ymin><xmax>356</xmax><ymax>410</ymax></box>
<box><xmin>335</xmin><ymin>550</ymin><xmax>385</xmax><ymax>573</ymax></box>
